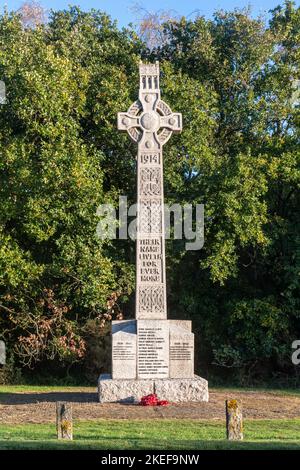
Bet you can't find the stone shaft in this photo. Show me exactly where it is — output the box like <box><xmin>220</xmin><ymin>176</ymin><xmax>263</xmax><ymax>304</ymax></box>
<box><xmin>118</xmin><ymin>62</ymin><xmax>182</xmax><ymax>320</ymax></box>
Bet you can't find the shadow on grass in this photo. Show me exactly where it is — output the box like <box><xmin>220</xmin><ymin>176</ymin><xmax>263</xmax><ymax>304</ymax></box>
<box><xmin>0</xmin><ymin>392</ymin><xmax>98</xmax><ymax>405</ymax></box>
<box><xmin>1</xmin><ymin>439</ymin><xmax>300</xmax><ymax>450</ymax></box>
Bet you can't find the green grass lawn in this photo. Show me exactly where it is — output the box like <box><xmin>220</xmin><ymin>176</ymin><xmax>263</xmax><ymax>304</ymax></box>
<box><xmin>211</xmin><ymin>386</ymin><xmax>300</xmax><ymax>397</ymax></box>
<box><xmin>1</xmin><ymin>384</ymin><xmax>300</xmax><ymax>396</ymax></box>
<box><xmin>1</xmin><ymin>385</ymin><xmax>300</xmax><ymax>450</ymax></box>
<box><xmin>0</xmin><ymin>385</ymin><xmax>91</xmax><ymax>394</ymax></box>
<box><xmin>0</xmin><ymin>419</ymin><xmax>300</xmax><ymax>450</ymax></box>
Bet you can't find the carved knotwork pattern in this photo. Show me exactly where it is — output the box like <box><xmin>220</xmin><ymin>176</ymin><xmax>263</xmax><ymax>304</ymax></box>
<box><xmin>158</xmin><ymin>128</ymin><xmax>172</xmax><ymax>143</ymax></box>
<box><xmin>119</xmin><ymin>96</ymin><xmax>180</xmax><ymax>146</ymax></box>
<box><xmin>128</xmin><ymin>100</ymin><xmax>142</xmax><ymax>143</ymax></box>
<box><xmin>140</xmin><ymin>168</ymin><xmax>161</xmax><ymax>196</ymax></box>
<box><xmin>139</xmin><ymin>200</ymin><xmax>162</xmax><ymax>233</ymax></box>
<box><xmin>156</xmin><ymin>100</ymin><xmax>172</xmax><ymax>116</ymax></box>
<box><xmin>138</xmin><ymin>286</ymin><xmax>164</xmax><ymax>313</ymax></box>
<box><xmin>129</xmin><ymin>100</ymin><xmax>142</xmax><ymax>116</ymax></box>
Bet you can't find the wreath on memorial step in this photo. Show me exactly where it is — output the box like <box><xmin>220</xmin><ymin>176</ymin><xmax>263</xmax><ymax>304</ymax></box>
<box><xmin>139</xmin><ymin>393</ymin><xmax>169</xmax><ymax>406</ymax></box>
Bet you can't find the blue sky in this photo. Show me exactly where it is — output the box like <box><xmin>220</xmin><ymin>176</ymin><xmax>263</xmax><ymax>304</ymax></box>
<box><xmin>2</xmin><ymin>1</ymin><xmax>299</xmax><ymax>27</ymax></box>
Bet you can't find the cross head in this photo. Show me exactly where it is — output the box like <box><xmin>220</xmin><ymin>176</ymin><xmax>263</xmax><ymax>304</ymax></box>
<box><xmin>118</xmin><ymin>62</ymin><xmax>182</xmax><ymax>150</ymax></box>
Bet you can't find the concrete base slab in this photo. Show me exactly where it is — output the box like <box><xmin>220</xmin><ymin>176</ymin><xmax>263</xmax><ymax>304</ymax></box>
<box><xmin>98</xmin><ymin>374</ymin><xmax>209</xmax><ymax>403</ymax></box>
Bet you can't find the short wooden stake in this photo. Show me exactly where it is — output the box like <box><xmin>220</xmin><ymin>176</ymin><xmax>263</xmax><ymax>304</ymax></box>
<box><xmin>56</xmin><ymin>402</ymin><xmax>73</xmax><ymax>440</ymax></box>
<box><xmin>225</xmin><ymin>399</ymin><xmax>243</xmax><ymax>440</ymax></box>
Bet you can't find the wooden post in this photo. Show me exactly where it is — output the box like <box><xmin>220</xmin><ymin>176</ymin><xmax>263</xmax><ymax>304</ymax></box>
<box><xmin>56</xmin><ymin>402</ymin><xmax>73</xmax><ymax>440</ymax></box>
<box><xmin>225</xmin><ymin>399</ymin><xmax>243</xmax><ymax>440</ymax></box>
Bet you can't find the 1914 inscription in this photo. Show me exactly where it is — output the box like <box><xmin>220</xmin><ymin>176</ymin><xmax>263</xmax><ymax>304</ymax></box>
<box><xmin>140</xmin><ymin>153</ymin><xmax>160</xmax><ymax>165</ymax></box>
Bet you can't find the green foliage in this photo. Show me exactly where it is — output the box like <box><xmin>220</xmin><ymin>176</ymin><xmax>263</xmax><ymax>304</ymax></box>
<box><xmin>81</xmin><ymin>319</ymin><xmax>111</xmax><ymax>381</ymax></box>
<box><xmin>213</xmin><ymin>298</ymin><xmax>290</xmax><ymax>370</ymax></box>
<box><xmin>153</xmin><ymin>1</ymin><xmax>300</xmax><ymax>380</ymax></box>
<box><xmin>0</xmin><ymin>353</ymin><xmax>22</xmax><ymax>384</ymax></box>
<box><xmin>0</xmin><ymin>8</ymin><xmax>136</xmax><ymax>371</ymax></box>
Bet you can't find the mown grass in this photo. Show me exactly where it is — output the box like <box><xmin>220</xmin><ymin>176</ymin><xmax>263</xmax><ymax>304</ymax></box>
<box><xmin>1</xmin><ymin>385</ymin><xmax>300</xmax><ymax>449</ymax></box>
<box><xmin>0</xmin><ymin>419</ymin><xmax>300</xmax><ymax>450</ymax></box>
<box><xmin>1</xmin><ymin>384</ymin><xmax>300</xmax><ymax>396</ymax></box>
<box><xmin>211</xmin><ymin>386</ymin><xmax>300</xmax><ymax>397</ymax></box>
<box><xmin>0</xmin><ymin>385</ymin><xmax>91</xmax><ymax>394</ymax></box>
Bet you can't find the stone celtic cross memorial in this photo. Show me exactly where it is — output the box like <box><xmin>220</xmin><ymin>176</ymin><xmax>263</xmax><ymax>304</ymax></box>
<box><xmin>98</xmin><ymin>62</ymin><xmax>208</xmax><ymax>403</ymax></box>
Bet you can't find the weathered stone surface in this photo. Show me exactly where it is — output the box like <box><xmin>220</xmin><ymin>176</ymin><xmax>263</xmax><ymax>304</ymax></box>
<box><xmin>99</xmin><ymin>62</ymin><xmax>209</xmax><ymax>403</ymax></box>
<box><xmin>98</xmin><ymin>374</ymin><xmax>208</xmax><ymax>403</ymax></box>
<box><xmin>169</xmin><ymin>324</ymin><xmax>194</xmax><ymax>378</ymax></box>
<box><xmin>98</xmin><ymin>374</ymin><xmax>153</xmax><ymax>403</ymax></box>
<box><xmin>137</xmin><ymin>319</ymin><xmax>169</xmax><ymax>379</ymax></box>
<box><xmin>155</xmin><ymin>376</ymin><xmax>209</xmax><ymax>403</ymax></box>
<box><xmin>169</xmin><ymin>320</ymin><xmax>192</xmax><ymax>331</ymax></box>
<box><xmin>226</xmin><ymin>399</ymin><xmax>243</xmax><ymax>440</ymax></box>
<box><xmin>112</xmin><ymin>320</ymin><xmax>137</xmax><ymax>379</ymax></box>
<box><xmin>118</xmin><ymin>62</ymin><xmax>182</xmax><ymax>321</ymax></box>
<box><xmin>111</xmin><ymin>319</ymin><xmax>196</xmax><ymax>381</ymax></box>
<box><xmin>0</xmin><ymin>340</ymin><xmax>5</xmax><ymax>365</ymax></box>
<box><xmin>56</xmin><ymin>402</ymin><xmax>73</xmax><ymax>440</ymax></box>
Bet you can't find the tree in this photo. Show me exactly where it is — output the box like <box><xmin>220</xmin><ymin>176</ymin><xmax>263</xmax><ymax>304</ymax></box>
<box><xmin>17</xmin><ymin>0</ymin><xmax>47</xmax><ymax>28</ymax></box>
<box><xmin>151</xmin><ymin>2</ymin><xmax>300</xmax><ymax>380</ymax></box>
<box><xmin>131</xmin><ymin>3</ymin><xmax>179</xmax><ymax>50</ymax></box>
<box><xmin>0</xmin><ymin>8</ymin><xmax>137</xmax><ymax>373</ymax></box>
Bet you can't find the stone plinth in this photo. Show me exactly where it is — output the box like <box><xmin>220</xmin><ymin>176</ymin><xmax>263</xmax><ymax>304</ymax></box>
<box><xmin>155</xmin><ymin>377</ymin><xmax>208</xmax><ymax>403</ymax></box>
<box><xmin>98</xmin><ymin>374</ymin><xmax>208</xmax><ymax>403</ymax></box>
<box><xmin>98</xmin><ymin>374</ymin><xmax>153</xmax><ymax>403</ymax></box>
<box><xmin>111</xmin><ymin>319</ymin><xmax>195</xmax><ymax>381</ymax></box>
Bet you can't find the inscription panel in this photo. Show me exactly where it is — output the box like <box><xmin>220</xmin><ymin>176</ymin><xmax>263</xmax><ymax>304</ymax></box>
<box><xmin>137</xmin><ymin>320</ymin><xmax>169</xmax><ymax>379</ymax></box>
<box><xmin>137</xmin><ymin>237</ymin><xmax>163</xmax><ymax>283</ymax></box>
<box><xmin>112</xmin><ymin>320</ymin><xmax>137</xmax><ymax>379</ymax></box>
<box><xmin>169</xmin><ymin>326</ymin><xmax>194</xmax><ymax>379</ymax></box>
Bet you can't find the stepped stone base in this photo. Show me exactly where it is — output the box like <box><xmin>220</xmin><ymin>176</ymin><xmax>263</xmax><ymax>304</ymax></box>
<box><xmin>98</xmin><ymin>374</ymin><xmax>209</xmax><ymax>403</ymax></box>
